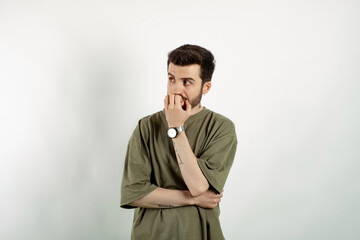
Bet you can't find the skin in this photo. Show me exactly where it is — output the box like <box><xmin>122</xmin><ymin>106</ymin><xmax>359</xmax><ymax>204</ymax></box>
<box><xmin>164</xmin><ymin>63</ymin><xmax>211</xmax><ymax>196</ymax></box>
<box><xmin>130</xmin><ymin>63</ymin><xmax>223</xmax><ymax>209</ymax></box>
<box><xmin>131</xmin><ymin>188</ymin><xmax>223</xmax><ymax>209</ymax></box>
<box><xmin>165</xmin><ymin>63</ymin><xmax>211</xmax><ymax>118</ymax></box>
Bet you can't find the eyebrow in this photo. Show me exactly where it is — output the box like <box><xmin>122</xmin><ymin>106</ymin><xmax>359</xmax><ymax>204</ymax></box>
<box><xmin>168</xmin><ymin>73</ymin><xmax>196</xmax><ymax>82</ymax></box>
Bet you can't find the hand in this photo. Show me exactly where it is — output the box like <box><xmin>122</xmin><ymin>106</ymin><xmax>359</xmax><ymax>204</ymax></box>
<box><xmin>193</xmin><ymin>189</ymin><xmax>224</xmax><ymax>209</ymax></box>
<box><xmin>164</xmin><ymin>94</ymin><xmax>191</xmax><ymax>127</ymax></box>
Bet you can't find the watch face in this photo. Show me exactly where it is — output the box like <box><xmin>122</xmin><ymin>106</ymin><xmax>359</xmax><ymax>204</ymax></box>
<box><xmin>167</xmin><ymin>128</ymin><xmax>177</xmax><ymax>138</ymax></box>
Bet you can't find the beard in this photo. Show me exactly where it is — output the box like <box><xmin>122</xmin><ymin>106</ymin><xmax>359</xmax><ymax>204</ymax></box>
<box><xmin>189</xmin><ymin>88</ymin><xmax>203</xmax><ymax>108</ymax></box>
<box><xmin>178</xmin><ymin>86</ymin><xmax>203</xmax><ymax>110</ymax></box>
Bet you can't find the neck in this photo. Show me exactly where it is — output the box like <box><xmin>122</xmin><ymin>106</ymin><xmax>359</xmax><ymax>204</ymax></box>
<box><xmin>190</xmin><ymin>103</ymin><xmax>203</xmax><ymax>116</ymax></box>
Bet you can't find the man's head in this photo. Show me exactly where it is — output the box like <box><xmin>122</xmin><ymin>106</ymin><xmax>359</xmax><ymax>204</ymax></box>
<box><xmin>167</xmin><ymin>45</ymin><xmax>215</xmax><ymax>109</ymax></box>
<box><xmin>167</xmin><ymin>44</ymin><xmax>216</xmax><ymax>85</ymax></box>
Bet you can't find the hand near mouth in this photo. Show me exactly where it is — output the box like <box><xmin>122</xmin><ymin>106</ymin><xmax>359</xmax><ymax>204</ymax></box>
<box><xmin>176</xmin><ymin>94</ymin><xmax>187</xmax><ymax>110</ymax></box>
<box><xmin>164</xmin><ymin>94</ymin><xmax>192</xmax><ymax>127</ymax></box>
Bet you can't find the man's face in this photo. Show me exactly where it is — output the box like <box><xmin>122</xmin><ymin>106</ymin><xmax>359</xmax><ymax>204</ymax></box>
<box><xmin>167</xmin><ymin>63</ymin><xmax>211</xmax><ymax>109</ymax></box>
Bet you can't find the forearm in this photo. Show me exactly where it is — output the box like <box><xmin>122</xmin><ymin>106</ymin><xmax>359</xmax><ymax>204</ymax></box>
<box><xmin>130</xmin><ymin>187</ymin><xmax>195</xmax><ymax>208</ymax></box>
<box><xmin>172</xmin><ymin>132</ymin><xmax>210</xmax><ymax>197</ymax></box>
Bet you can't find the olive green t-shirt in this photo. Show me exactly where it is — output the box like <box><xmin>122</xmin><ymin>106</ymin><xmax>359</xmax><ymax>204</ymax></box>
<box><xmin>121</xmin><ymin>107</ymin><xmax>237</xmax><ymax>240</ymax></box>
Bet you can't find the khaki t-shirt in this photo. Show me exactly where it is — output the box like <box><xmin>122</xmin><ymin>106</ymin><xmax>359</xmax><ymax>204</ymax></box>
<box><xmin>121</xmin><ymin>108</ymin><xmax>237</xmax><ymax>240</ymax></box>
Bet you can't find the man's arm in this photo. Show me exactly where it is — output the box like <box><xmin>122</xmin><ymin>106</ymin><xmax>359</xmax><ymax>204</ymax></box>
<box><xmin>130</xmin><ymin>187</ymin><xmax>223</xmax><ymax>209</ymax></box>
<box><xmin>172</xmin><ymin>133</ymin><xmax>209</xmax><ymax>197</ymax></box>
<box><xmin>164</xmin><ymin>94</ymin><xmax>210</xmax><ymax>197</ymax></box>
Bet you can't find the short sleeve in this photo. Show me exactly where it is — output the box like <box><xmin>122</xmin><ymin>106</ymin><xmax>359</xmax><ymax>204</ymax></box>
<box><xmin>197</xmin><ymin>120</ymin><xmax>237</xmax><ymax>194</ymax></box>
<box><xmin>120</xmin><ymin>121</ymin><xmax>157</xmax><ymax>209</ymax></box>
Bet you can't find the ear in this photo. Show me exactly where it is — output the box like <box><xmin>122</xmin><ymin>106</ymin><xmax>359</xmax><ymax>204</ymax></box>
<box><xmin>202</xmin><ymin>81</ymin><xmax>212</xmax><ymax>94</ymax></box>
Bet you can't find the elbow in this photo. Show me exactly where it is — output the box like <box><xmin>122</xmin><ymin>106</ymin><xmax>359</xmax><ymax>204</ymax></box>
<box><xmin>127</xmin><ymin>198</ymin><xmax>141</xmax><ymax>208</ymax></box>
<box><xmin>189</xmin><ymin>184</ymin><xmax>209</xmax><ymax>197</ymax></box>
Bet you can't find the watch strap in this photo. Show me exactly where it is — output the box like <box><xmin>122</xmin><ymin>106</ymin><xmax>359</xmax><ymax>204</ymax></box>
<box><xmin>175</xmin><ymin>126</ymin><xmax>184</xmax><ymax>133</ymax></box>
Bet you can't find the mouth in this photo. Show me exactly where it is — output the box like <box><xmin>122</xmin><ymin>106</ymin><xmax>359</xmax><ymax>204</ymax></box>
<box><xmin>175</xmin><ymin>94</ymin><xmax>187</xmax><ymax>104</ymax></box>
<box><xmin>177</xmin><ymin>95</ymin><xmax>187</xmax><ymax>110</ymax></box>
<box><xmin>182</xmin><ymin>103</ymin><xmax>186</xmax><ymax>110</ymax></box>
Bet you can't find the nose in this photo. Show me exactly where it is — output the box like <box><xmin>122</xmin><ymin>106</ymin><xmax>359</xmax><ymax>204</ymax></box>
<box><xmin>170</xmin><ymin>81</ymin><xmax>184</xmax><ymax>95</ymax></box>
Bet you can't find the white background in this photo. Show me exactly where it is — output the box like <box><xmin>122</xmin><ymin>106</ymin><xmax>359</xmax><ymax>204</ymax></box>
<box><xmin>1</xmin><ymin>0</ymin><xmax>359</xmax><ymax>239</ymax></box>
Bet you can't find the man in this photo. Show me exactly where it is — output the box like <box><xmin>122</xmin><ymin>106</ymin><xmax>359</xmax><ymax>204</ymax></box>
<box><xmin>120</xmin><ymin>44</ymin><xmax>237</xmax><ymax>240</ymax></box>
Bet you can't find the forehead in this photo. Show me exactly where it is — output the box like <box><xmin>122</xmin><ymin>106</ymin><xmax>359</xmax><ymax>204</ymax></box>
<box><xmin>168</xmin><ymin>63</ymin><xmax>201</xmax><ymax>79</ymax></box>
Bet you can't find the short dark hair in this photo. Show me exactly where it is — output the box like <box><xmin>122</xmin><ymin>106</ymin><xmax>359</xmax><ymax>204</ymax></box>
<box><xmin>167</xmin><ymin>44</ymin><xmax>216</xmax><ymax>83</ymax></box>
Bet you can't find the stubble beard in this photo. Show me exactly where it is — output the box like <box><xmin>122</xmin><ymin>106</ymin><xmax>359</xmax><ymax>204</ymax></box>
<box><xmin>180</xmin><ymin>86</ymin><xmax>203</xmax><ymax>110</ymax></box>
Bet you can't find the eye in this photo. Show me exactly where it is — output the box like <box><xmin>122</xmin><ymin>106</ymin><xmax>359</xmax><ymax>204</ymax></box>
<box><xmin>169</xmin><ymin>77</ymin><xmax>175</xmax><ymax>83</ymax></box>
<box><xmin>184</xmin><ymin>80</ymin><xmax>190</xmax><ymax>86</ymax></box>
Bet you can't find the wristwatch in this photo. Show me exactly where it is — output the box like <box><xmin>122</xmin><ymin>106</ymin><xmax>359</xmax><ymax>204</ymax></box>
<box><xmin>167</xmin><ymin>126</ymin><xmax>185</xmax><ymax>139</ymax></box>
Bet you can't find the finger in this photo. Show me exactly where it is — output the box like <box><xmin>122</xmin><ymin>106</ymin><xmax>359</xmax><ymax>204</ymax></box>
<box><xmin>164</xmin><ymin>95</ymin><xmax>169</xmax><ymax>110</ymax></box>
<box><xmin>214</xmin><ymin>193</ymin><xmax>223</xmax><ymax>199</ymax></box>
<box><xmin>174</xmin><ymin>95</ymin><xmax>182</xmax><ymax>109</ymax></box>
<box><xmin>169</xmin><ymin>94</ymin><xmax>175</xmax><ymax>108</ymax></box>
<box><xmin>213</xmin><ymin>198</ymin><xmax>221</xmax><ymax>203</ymax></box>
